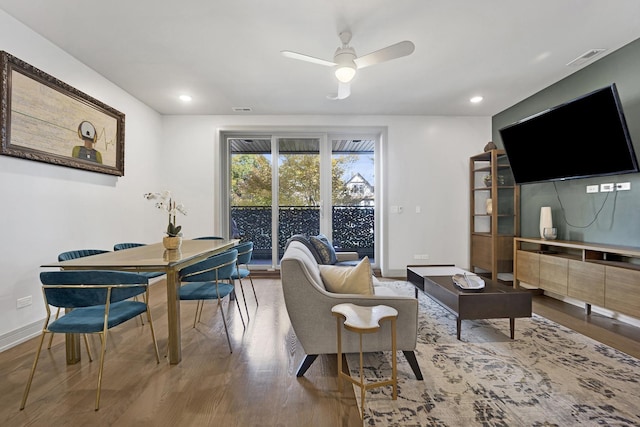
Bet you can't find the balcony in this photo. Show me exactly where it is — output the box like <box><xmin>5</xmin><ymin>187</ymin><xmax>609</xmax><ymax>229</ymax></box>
<box><xmin>231</xmin><ymin>206</ymin><xmax>374</xmax><ymax>264</ymax></box>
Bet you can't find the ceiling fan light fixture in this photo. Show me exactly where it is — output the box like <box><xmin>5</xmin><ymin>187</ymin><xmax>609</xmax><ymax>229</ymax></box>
<box><xmin>334</xmin><ymin>49</ymin><xmax>357</xmax><ymax>83</ymax></box>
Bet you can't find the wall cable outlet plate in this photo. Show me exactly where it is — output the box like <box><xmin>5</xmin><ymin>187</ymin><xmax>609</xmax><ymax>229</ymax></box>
<box><xmin>600</xmin><ymin>183</ymin><xmax>614</xmax><ymax>192</ymax></box>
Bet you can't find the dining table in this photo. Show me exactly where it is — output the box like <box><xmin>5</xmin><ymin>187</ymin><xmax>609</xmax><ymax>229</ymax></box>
<box><xmin>41</xmin><ymin>238</ymin><xmax>238</xmax><ymax>365</ymax></box>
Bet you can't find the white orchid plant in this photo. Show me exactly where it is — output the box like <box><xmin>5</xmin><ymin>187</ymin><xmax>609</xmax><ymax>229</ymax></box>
<box><xmin>144</xmin><ymin>191</ymin><xmax>187</xmax><ymax>237</ymax></box>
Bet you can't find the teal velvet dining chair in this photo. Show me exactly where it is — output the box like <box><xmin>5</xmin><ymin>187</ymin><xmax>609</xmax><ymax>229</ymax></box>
<box><xmin>21</xmin><ymin>270</ymin><xmax>160</xmax><ymax>411</ymax></box>
<box><xmin>51</xmin><ymin>249</ymin><xmax>111</xmax><ymax>358</ymax></box>
<box><xmin>113</xmin><ymin>242</ymin><xmax>165</xmax><ymax>279</ymax></box>
<box><xmin>178</xmin><ymin>248</ymin><xmax>243</xmax><ymax>353</ymax></box>
<box><xmin>58</xmin><ymin>249</ymin><xmax>109</xmax><ymax>262</ymax></box>
<box><xmin>113</xmin><ymin>242</ymin><xmax>144</xmax><ymax>251</ymax></box>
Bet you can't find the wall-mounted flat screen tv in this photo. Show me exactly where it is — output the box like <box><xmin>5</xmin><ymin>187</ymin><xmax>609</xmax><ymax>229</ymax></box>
<box><xmin>499</xmin><ymin>83</ymin><xmax>638</xmax><ymax>184</ymax></box>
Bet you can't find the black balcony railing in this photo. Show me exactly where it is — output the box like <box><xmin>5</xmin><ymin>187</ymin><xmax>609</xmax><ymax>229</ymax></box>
<box><xmin>231</xmin><ymin>206</ymin><xmax>374</xmax><ymax>260</ymax></box>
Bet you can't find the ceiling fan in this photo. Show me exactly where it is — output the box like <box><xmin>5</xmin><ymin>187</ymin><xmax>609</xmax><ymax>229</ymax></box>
<box><xmin>281</xmin><ymin>31</ymin><xmax>415</xmax><ymax>100</ymax></box>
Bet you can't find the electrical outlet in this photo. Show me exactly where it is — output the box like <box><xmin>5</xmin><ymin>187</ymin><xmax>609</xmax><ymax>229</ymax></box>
<box><xmin>616</xmin><ymin>182</ymin><xmax>631</xmax><ymax>191</ymax></box>
<box><xmin>586</xmin><ymin>185</ymin><xmax>599</xmax><ymax>193</ymax></box>
<box><xmin>17</xmin><ymin>296</ymin><xmax>32</xmax><ymax>308</ymax></box>
<box><xmin>413</xmin><ymin>254</ymin><xmax>430</xmax><ymax>260</ymax></box>
<box><xmin>600</xmin><ymin>183</ymin><xmax>614</xmax><ymax>192</ymax></box>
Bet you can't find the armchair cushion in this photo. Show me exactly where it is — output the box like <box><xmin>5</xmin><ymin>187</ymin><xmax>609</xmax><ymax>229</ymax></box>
<box><xmin>310</xmin><ymin>234</ymin><xmax>338</xmax><ymax>264</ymax></box>
<box><xmin>285</xmin><ymin>234</ymin><xmax>322</xmax><ymax>263</ymax></box>
<box><xmin>319</xmin><ymin>256</ymin><xmax>373</xmax><ymax>295</ymax></box>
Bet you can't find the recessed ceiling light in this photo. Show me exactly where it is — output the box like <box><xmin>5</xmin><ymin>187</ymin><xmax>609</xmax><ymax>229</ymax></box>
<box><xmin>470</xmin><ymin>96</ymin><xmax>483</xmax><ymax>104</ymax></box>
<box><xmin>179</xmin><ymin>95</ymin><xmax>192</xmax><ymax>102</ymax></box>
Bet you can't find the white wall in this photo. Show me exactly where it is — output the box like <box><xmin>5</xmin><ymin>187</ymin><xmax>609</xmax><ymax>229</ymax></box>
<box><xmin>161</xmin><ymin>115</ymin><xmax>491</xmax><ymax>277</ymax></box>
<box><xmin>0</xmin><ymin>11</ymin><xmax>164</xmax><ymax>350</ymax></box>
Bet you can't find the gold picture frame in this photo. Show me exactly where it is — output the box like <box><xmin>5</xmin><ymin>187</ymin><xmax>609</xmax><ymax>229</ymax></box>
<box><xmin>0</xmin><ymin>51</ymin><xmax>125</xmax><ymax>176</ymax></box>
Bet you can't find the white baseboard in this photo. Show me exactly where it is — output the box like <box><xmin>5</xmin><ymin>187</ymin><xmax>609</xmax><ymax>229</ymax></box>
<box><xmin>0</xmin><ymin>319</ymin><xmax>43</xmax><ymax>353</ymax></box>
<box><xmin>385</xmin><ymin>269</ymin><xmax>406</xmax><ymax>278</ymax></box>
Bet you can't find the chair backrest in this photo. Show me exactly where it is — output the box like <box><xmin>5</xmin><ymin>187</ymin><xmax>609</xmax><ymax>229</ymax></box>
<box><xmin>235</xmin><ymin>241</ymin><xmax>253</xmax><ymax>265</ymax></box>
<box><xmin>58</xmin><ymin>249</ymin><xmax>109</xmax><ymax>261</ymax></box>
<box><xmin>113</xmin><ymin>242</ymin><xmax>145</xmax><ymax>251</ymax></box>
<box><xmin>180</xmin><ymin>249</ymin><xmax>238</xmax><ymax>283</ymax></box>
<box><xmin>40</xmin><ymin>270</ymin><xmax>149</xmax><ymax>308</ymax></box>
<box><xmin>193</xmin><ymin>236</ymin><xmax>224</xmax><ymax>240</ymax></box>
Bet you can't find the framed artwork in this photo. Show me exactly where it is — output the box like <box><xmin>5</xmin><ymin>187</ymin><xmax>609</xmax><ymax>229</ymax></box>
<box><xmin>0</xmin><ymin>51</ymin><xmax>125</xmax><ymax>176</ymax></box>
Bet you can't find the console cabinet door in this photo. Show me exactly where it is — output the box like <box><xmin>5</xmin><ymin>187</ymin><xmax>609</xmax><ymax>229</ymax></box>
<box><xmin>516</xmin><ymin>250</ymin><xmax>539</xmax><ymax>286</ymax></box>
<box><xmin>605</xmin><ymin>266</ymin><xmax>640</xmax><ymax>318</ymax></box>
<box><xmin>539</xmin><ymin>254</ymin><xmax>568</xmax><ymax>295</ymax></box>
<box><xmin>568</xmin><ymin>260</ymin><xmax>604</xmax><ymax>306</ymax></box>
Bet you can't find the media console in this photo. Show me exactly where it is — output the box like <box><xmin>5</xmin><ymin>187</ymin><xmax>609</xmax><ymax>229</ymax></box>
<box><xmin>514</xmin><ymin>237</ymin><xmax>640</xmax><ymax>319</ymax></box>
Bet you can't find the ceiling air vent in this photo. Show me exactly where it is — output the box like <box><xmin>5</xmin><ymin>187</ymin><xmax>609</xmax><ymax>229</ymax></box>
<box><xmin>566</xmin><ymin>49</ymin><xmax>606</xmax><ymax>67</ymax></box>
<box><xmin>232</xmin><ymin>107</ymin><xmax>252</xmax><ymax>112</ymax></box>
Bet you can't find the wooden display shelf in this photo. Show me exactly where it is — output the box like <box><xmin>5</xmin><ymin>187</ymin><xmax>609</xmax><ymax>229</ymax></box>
<box><xmin>469</xmin><ymin>149</ymin><xmax>519</xmax><ymax>282</ymax></box>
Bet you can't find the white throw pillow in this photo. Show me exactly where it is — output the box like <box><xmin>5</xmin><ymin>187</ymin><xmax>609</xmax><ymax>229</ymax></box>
<box><xmin>319</xmin><ymin>256</ymin><xmax>373</xmax><ymax>295</ymax></box>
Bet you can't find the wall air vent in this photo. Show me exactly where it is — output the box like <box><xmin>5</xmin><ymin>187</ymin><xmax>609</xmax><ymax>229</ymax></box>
<box><xmin>566</xmin><ymin>49</ymin><xmax>606</xmax><ymax>67</ymax></box>
<box><xmin>232</xmin><ymin>107</ymin><xmax>253</xmax><ymax>112</ymax></box>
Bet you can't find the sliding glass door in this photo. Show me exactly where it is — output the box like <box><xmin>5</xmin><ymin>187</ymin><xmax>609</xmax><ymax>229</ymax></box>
<box><xmin>277</xmin><ymin>136</ymin><xmax>321</xmax><ymax>261</ymax></box>
<box><xmin>330</xmin><ymin>137</ymin><xmax>375</xmax><ymax>261</ymax></box>
<box><xmin>228</xmin><ymin>132</ymin><xmax>376</xmax><ymax>268</ymax></box>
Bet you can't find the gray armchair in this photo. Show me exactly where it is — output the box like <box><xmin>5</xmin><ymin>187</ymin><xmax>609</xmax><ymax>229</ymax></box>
<box><xmin>280</xmin><ymin>240</ymin><xmax>423</xmax><ymax>379</ymax></box>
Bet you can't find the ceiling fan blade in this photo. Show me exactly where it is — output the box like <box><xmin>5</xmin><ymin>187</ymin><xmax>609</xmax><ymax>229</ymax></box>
<box><xmin>327</xmin><ymin>82</ymin><xmax>351</xmax><ymax>100</ymax></box>
<box><xmin>354</xmin><ymin>40</ymin><xmax>415</xmax><ymax>69</ymax></box>
<box><xmin>281</xmin><ymin>50</ymin><xmax>335</xmax><ymax>67</ymax></box>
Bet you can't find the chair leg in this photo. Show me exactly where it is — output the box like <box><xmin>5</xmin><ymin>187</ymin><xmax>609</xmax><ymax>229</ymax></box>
<box><xmin>47</xmin><ymin>308</ymin><xmax>60</xmax><ymax>349</ymax></box>
<box><xmin>235</xmin><ymin>277</ymin><xmax>250</xmax><ymax>320</ymax></box>
<box><xmin>193</xmin><ymin>300</ymin><xmax>202</xmax><ymax>327</ymax></box>
<box><xmin>83</xmin><ymin>333</ymin><xmax>94</xmax><ymax>362</ymax></box>
<box><xmin>247</xmin><ymin>275</ymin><xmax>258</xmax><ymax>306</ymax></box>
<box><xmin>217</xmin><ymin>299</ymin><xmax>233</xmax><ymax>353</ymax></box>
<box><xmin>232</xmin><ymin>290</ymin><xmax>246</xmax><ymax>329</ymax></box>
<box><xmin>145</xmin><ymin>305</ymin><xmax>161</xmax><ymax>363</ymax></box>
<box><xmin>133</xmin><ymin>295</ymin><xmax>145</xmax><ymax>325</ymax></box>
<box><xmin>296</xmin><ymin>354</ymin><xmax>319</xmax><ymax>377</ymax></box>
<box><xmin>95</xmin><ymin>331</ymin><xmax>108</xmax><ymax>411</ymax></box>
<box><xmin>20</xmin><ymin>332</ymin><xmax>47</xmax><ymax>410</ymax></box>
<box><xmin>403</xmin><ymin>350</ymin><xmax>424</xmax><ymax>380</ymax></box>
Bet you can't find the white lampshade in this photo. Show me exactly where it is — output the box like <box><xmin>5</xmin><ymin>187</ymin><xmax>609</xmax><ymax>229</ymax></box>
<box><xmin>335</xmin><ymin>65</ymin><xmax>356</xmax><ymax>83</ymax></box>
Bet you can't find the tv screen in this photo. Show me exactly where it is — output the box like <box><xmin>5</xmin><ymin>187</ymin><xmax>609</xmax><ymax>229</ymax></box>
<box><xmin>499</xmin><ymin>84</ymin><xmax>638</xmax><ymax>184</ymax></box>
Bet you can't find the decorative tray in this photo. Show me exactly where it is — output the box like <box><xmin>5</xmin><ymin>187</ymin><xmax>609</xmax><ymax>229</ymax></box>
<box><xmin>452</xmin><ymin>274</ymin><xmax>485</xmax><ymax>291</ymax></box>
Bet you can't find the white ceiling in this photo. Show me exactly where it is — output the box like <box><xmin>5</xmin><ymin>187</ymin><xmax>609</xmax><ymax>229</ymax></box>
<box><xmin>1</xmin><ymin>0</ymin><xmax>640</xmax><ymax>116</ymax></box>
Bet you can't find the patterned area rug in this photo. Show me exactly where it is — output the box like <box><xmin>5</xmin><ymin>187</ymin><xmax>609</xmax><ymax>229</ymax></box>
<box><xmin>346</xmin><ymin>281</ymin><xmax>640</xmax><ymax>426</ymax></box>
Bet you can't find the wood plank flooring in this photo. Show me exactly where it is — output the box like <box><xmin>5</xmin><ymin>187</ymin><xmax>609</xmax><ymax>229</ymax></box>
<box><xmin>1</xmin><ymin>278</ymin><xmax>639</xmax><ymax>426</ymax></box>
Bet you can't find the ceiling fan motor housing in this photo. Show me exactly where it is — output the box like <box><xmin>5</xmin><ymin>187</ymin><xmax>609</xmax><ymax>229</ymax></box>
<box><xmin>334</xmin><ymin>46</ymin><xmax>357</xmax><ymax>68</ymax></box>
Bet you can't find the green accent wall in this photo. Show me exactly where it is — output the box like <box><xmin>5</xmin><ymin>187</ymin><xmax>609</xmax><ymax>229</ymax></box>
<box><xmin>492</xmin><ymin>38</ymin><xmax>640</xmax><ymax>246</ymax></box>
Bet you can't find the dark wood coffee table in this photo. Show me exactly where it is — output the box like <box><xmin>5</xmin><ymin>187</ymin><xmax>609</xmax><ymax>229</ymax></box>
<box><xmin>407</xmin><ymin>265</ymin><xmax>532</xmax><ymax>340</ymax></box>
